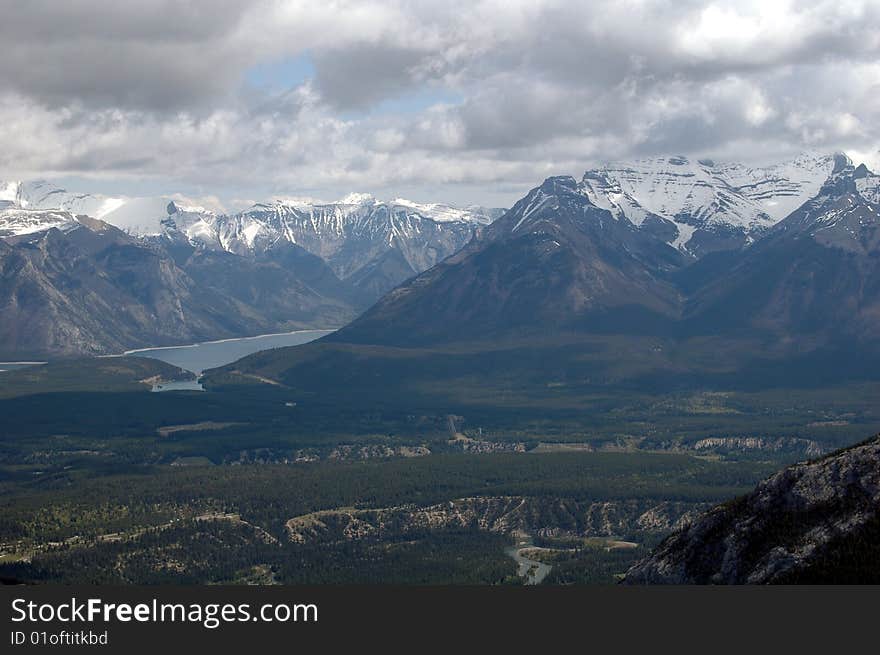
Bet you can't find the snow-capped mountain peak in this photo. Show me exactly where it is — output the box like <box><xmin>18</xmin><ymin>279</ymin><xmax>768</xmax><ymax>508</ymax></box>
<box><xmin>337</xmin><ymin>192</ymin><xmax>376</xmax><ymax>206</ymax></box>
<box><xmin>579</xmin><ymin>152</ymin><xmax>840</xmax><ymax>256</ymax></box>
<box><xmin>0</xmin><ymin>179</ymin><xmax>125</xmax><ymax>220</ymax></box>
<box><xmin>854</xmin><ymin>163</ymin><xmax>880</xmax><ymax>205</ymax></box>
<box><xmin>0</xmin><ymin>180</ymin><xmax>504</xmax><ymax>303</ymax></box>
<box><xmin>219</xmin><ymin>195</ymin><xmax>499</xmax><ymax>282</ymax></box>
<box><xmin>0</xmin><ymin>154</ymin><xmax>852</xmax><ymax>299</ymax></box>
<box><xmin>0</xmin><ymin>208</ymin><xmax>77</xmax><ymax>237</ymax></box>
<box><xmin>580</xmin><ymin>170</ymin><xmax>657</xmax><ymax>226</ymax></box>
<box><xmin>771</xmin><ymin>157</ymin><xmax>880</xmax><ymax>256</ymax></box>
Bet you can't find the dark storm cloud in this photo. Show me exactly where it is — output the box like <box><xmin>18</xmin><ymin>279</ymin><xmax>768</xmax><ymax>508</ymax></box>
<box><xmin>0</xmin><ymin>0</ymin><xmax>255</xmax><ymax>110</ymax></box>
<box><xmin>311</xmin><ymin>44</ymin><xmax>432</xmax><ymax>111</ymax></box>
<box><xmin>0</xmin><ymin>1</ymin><xmax>246</xmax><ymax>40</ymax></box>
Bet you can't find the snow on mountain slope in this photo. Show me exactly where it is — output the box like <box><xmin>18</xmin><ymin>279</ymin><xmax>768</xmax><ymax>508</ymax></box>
<box><xmin>0</xmin><ymin>180</ymin><xmax>219</xmax><ymax>240</ymax></box>
<box><xmin>217</xmin><ymin>196</ymin><xmax>498</xmax><ymax>282</ymax></box>
<box><xmin>579</xmin><ymin>171</ymin><xmax>657</xmax><ymax>226</ymax></box>
<box><xmin>0</xmin><ymin>180</ymin><xmax>124</xmax><ymax>218</ymax></box>
<box><xmin>580</xmin><ymin>152</ymin><xmax>839</xmax><ymax>256</ymax></box>
<box><xmin>100</xmin><ymin>197</ymin><xmax>220</xmax><ymax>246</ymax></box>
<box><xmin>388</xmin><ymin>198</ymin><xmax>500</xmax><ymax>224</ymax></box>
<box><xmin>1</xmin><ymin>153</ymin><xmax>842</xmax><ymax>290</ymax></box>
<box><xmin>0</xmin><ymin>208</ymin><xmax>78</xmax><ymax>237</ymax></box>
<box><xmin>684</xmin><ymin>157</ymin><xmax>880</xmax><ymax>345</ymax></box>
<box><xmin>774</xmin><ymin>159</ymin><xmax>880</xmax><ymax>255</ymax></box>
<box><xmin>172</xmin><ymin>196</ymin><xmax>503</xmax><ymax>299</ymax></box>
<box><xmin>0</xmin><ymin>180</ymin><xmax>128</xmax><ymax>237</ymax></box>
<box><xmin>855</xmin><ymin>165</ymin><xmax>880</xmax><ymax>206</ymax></box>
<box><xmin>0</xmin><ymin>181</ymin><xmax>19</xmax><ymax>206</ymax></box>
<box><xmin>0</xmin><ymin>181</ymin><xmax>501</xmax><ymax>301</ymax></box>
<box><xmin>717</xmin><ymin>152</ymin><xmax>843</xmax><ymax>220</ymax></box>
<box><xmin>332</xmin><ymin>174</ymin><xmax>686</xmax><ymax>347</ymax></box>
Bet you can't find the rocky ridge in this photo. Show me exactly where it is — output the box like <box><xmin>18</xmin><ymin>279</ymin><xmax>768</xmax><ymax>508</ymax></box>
<box><xmin>623</xmin><ymin>435</ymin><xmax>880</xmax><ymax>584</ymax></box>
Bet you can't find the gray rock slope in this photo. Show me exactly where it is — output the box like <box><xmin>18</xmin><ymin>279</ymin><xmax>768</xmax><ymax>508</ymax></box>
<box><xmin>623</xmin><ymin>435</ymin><xmax>880</xmax><ymax>584</ymax></box>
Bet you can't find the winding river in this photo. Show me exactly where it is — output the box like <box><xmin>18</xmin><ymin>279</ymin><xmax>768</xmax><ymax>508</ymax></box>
<box><xmin>506</xmin><ymin>535</ymin><xmax>552</xmax><ymax>585</ymax></box>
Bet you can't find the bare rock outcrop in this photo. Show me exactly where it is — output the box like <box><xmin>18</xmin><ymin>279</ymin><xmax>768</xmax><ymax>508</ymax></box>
<box><xmin>623</xmin><ymin>436</ymin><xmax>880</xmax><ymax>584</ymax></box>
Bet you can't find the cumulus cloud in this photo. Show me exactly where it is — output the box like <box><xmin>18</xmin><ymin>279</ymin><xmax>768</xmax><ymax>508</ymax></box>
<box><xmin>0</xmin><ymin>0</ymin><xmax>879</xmax><ymax>204</ymax></box>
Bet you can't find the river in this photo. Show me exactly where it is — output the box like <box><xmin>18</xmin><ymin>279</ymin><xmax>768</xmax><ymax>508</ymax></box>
<box><xmin>506</xmin><ymin>534</ymin><xmax>552</xmax><ymax>585</ymax></box>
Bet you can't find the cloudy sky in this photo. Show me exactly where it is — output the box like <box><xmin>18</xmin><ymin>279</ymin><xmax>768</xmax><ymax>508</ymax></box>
<box><xmin>1</xmin><ymin>0</ymin><xmax>879</xmax><ymax>210</ymax></box>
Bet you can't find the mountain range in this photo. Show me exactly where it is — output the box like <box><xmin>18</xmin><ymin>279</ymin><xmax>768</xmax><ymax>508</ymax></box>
<box><xmin>0</xmin><ymin>216</ymin><xmax>356</xmax><ymax>358</ymax></box>
<box><xmin>337</xmin><ymin>174</ymin><xmax>685</xmax><ymax>346</ymax></box>
<box><xmin>0</xmin><ymin>184</ymin><xmax>502</xmax><ymax>356</ymax></box>
<box><xmin>686</xmin><ymin>159</ymin><xmax>880</xmax><ymax>345</ymax></box>
<box><xmin>581</xmin><ymin>152</ymin><xmax>840</xmax><ymax>257</ymax></box>
<box><xmin>336</xmin><ymin>152</ymin><xmax>880</xmax><ymax>351</ymax></box>
<box><xmin>0</xmin><ymin>181</ymin><xmax>502</xmax><ymax>303</ymax></box>
<box><xmin>210</xmin><ymin>152</ymin><xmax>880</xmax><ymax>396</ymax></box>
<box><xmin>3</xmin><ymin>151</ymin><xmax>879</xmax><ymax>587</ymax></box>
<box><xmin>2</xmin><ymin>151</ymin><xmax>873</xmax><ymax>362</ymax></box>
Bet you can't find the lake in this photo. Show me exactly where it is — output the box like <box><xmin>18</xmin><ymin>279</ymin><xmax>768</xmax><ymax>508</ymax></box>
<box><xmin>127</xmin><ymin>329</ymin><xmax>335</xmax><ymax>391</ymax></box>
<box><xmin>0</xmin><ymin>361</ymin><xmax>46</xmax><ymax>373</ymax></box>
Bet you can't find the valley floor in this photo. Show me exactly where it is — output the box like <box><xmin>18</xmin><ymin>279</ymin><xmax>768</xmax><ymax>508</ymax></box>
<box><xmin>1</xmin><ymin>354</ymin><xmax>878</xmax><ymax>584</ymax></box>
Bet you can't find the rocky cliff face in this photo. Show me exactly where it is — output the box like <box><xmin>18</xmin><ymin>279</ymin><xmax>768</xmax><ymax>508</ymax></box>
<box><xmin>623</xmin><ymin>435</ymin><xmax>880</xmax><ymax>584</ymax></box>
